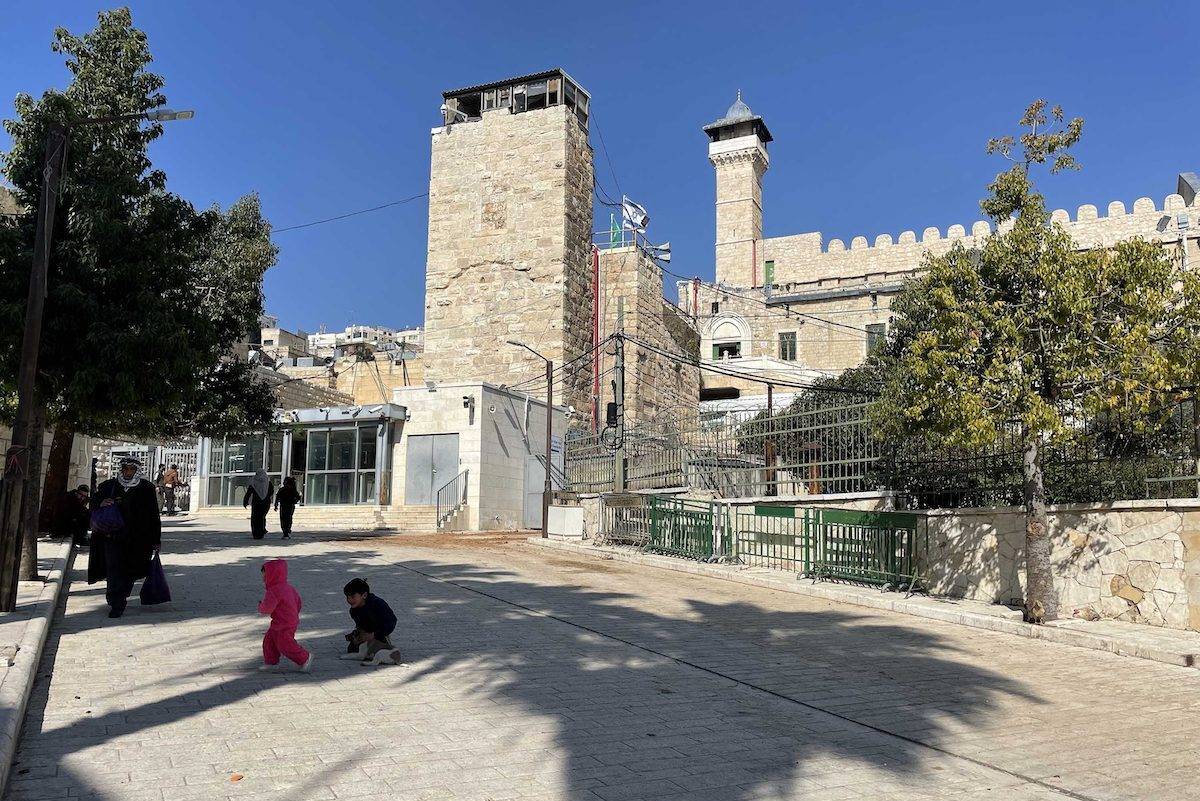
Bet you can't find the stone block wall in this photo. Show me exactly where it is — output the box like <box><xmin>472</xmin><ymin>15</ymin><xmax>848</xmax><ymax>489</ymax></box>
<box><xmin>595</xmin><ymin>246</ymin><xmax>700</xmax><ymax>427</ymax></box>
<box><xmin>712</xmin><ymin>148</ymin><xmax>765</xmax><ymax>288</ymax></box>
<box><xmin>422</xmin><ymin>103</ymin><xmax>594</xmax><ymax>414</ymax></box>
<box><xmin>923</xmin><ymin>499</ymin><xmax>1200</xmax><ymax>630</ymax></box>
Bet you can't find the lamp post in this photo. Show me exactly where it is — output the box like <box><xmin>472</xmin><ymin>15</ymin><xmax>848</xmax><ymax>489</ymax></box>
<box><xmin>507</xmin><ymin>340</ymin><xmax>553</xmax><ymax>538</ymax></box>
<box><xmin>0</xmin><ymin>108</ymin><xmax>193</xmax><ymax>609</ymax></box>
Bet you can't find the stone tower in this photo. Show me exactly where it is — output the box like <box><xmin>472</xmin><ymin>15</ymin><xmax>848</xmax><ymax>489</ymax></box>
<box><xmin>423</xmin><ymin>69</ymin><xmax>595</xmax><ymax>413</ymax></box>
<box><xmin>704</xmin><ymin>92</ymin><xmax>772</xmax><ymax>288</ymax></box>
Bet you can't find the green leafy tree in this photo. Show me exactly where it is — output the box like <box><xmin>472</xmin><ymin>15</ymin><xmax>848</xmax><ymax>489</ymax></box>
<box><xmin>873</xmin><ymin>101</ymin><xmax>1200</xmax><ymax>620</ymax></box>
<box><xmin>0</xmin><ymin>9</ymin><xmax>277</xmax><ymax>524</ymax></box>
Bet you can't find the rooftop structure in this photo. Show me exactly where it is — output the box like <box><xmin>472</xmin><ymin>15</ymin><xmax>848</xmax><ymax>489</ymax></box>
<box><xmin>441</xmin><ymin>67</ymin><xmax>590</xmax><ymax>129</ymax></box>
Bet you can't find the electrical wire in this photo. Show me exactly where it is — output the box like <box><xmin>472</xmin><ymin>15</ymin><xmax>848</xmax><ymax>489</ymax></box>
<box><xmin>272</xmin><ymin>192</ymin><xmax>428</xmax><ymax>233</ymax></box>
<box><xmin>621</xmin><ymin>333</ymin><xmax>877</xmax><ymax>396</ymax></box>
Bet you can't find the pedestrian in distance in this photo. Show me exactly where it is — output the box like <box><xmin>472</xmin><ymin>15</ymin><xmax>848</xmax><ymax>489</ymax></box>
<box><xmin>52</xmin><ymin>484</ymin><xmax>90</xmax><ymax>545</ymax></box>
<box><xmin>340</xmin><ymin>578</ymin><xmax>402</xmax><ymax>665</ymax></box>
<box><xmin>153</xmin><ymin>464</ymin><xmax>166</xmax><ymax>513</ymax></box>
<box><xmin>274</xmin><ymin>476</ymin><xmax>301</xmax><ymax>539</ymax></box>
<box><xmin>243</xmin><ymin>469</ymin><xmax>274</xmax><ymax>540</ymax></box>
<box><xmin>162</xmin><ymin>463</ymin><xmax>180</xmax><ymax>516</ymax></box>
<box><xmin>257</xmin><ymin>558</ymin><xmax>313</xmax><ymax>673</ymax></box>
<box><xmin>88</xmin><ymin>457</ymin><xmax>161</xmax><ymax>618</ymax></box>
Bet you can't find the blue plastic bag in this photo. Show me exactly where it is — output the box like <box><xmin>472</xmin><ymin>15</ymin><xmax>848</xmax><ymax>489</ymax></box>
<box><xmin>140</xmin><ymin>552</ymin><xmax>171</xmax><ymax>605</ymax></box>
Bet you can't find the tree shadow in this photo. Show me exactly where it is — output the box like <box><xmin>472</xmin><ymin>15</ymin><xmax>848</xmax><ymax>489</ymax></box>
<box><xmin>7</xmin><ymin>530</ymin><xmax>1046</xmax><ymax>801</ymax></box>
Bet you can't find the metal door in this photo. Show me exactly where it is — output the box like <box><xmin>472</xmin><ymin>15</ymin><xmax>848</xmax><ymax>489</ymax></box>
<box><xmin>405</xmin><ymin>434</ymin><xmax>459</xmax><ymax>505</ymax></box>
<box><xmin>523</xmin><ymin>455</ymin><xmax>544</xmax><ymax>529</ymax></box>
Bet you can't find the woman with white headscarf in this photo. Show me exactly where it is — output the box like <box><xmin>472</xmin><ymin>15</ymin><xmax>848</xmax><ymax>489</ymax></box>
<box><xmin>88</xmin><ymin>456</ymin><xmax>161</xmax><ymax>618</ymax></box>
<box><xmin>243</xmin><ymin>469</ymin><xmax>274</xmax><ymax>540</ymax></box>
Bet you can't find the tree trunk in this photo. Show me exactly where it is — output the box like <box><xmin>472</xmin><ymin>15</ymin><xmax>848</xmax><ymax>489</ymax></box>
<box><xmin>38</xmin><ymin>424</ymin><xmax>75</xmax><ymax>534</ymax></box>
<box><xmin>1020</xmin><ymin>432</ymin><xmax>1057</xmax><ymax>622</ymax></box>
<box><xmin>18</xmin><ymin>404</ymin><xmax>46</xmax><ymax>581</ymax></box>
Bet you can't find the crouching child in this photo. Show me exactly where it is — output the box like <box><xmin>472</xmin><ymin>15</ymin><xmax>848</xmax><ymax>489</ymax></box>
<box><xmin>341</xmin><ymin>578</ymin><xmax>401</xmax><ymax>665</ymax></box>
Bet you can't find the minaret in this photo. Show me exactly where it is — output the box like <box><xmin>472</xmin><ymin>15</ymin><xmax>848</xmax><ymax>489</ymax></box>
<box><xmin>704</xmin><ymin>91</ymin><xmax>772</xmax><ymax>287</ymax></box>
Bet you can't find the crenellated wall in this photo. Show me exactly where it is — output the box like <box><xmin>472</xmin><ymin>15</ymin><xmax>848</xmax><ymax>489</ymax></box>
<box><xmin>760</xmin><ymin>193</ymin><xmax>1198</xmax><ymax>287</ymax></box>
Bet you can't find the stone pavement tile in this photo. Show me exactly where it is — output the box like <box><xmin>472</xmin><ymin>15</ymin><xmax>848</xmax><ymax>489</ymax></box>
<box><xmin>6</xmin><ymin>526</ymin><xmax>1200</xmax><ymax>801</ymax></box>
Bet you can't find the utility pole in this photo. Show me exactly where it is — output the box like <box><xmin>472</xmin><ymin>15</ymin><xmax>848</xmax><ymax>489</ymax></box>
<box><xmin>0</xmin><ymin>124</ymin><xmax>67</xmax><ymax>606</ymax></box>
<box><xmin>614</xmin><ymin>297</ymin><xmax>626</xmax><ymax>492</ymax></box>
<box><xmin>505</xmin><ymin>339</ymin><xmax>554</xmax><ymax>538</ymax></box>
<box><xmin>0</xmin><ymin>109</ymin><xmax>193</xmax><ymax>609</ymax></box>
<box><xmin>543</xmin><ymin>359</ymin><xmax>553</xmax><ymax>539</ymax></box>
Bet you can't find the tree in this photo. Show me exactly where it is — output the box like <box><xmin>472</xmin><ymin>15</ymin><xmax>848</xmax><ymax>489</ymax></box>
<box><xmin>873</xmin><ymin>100</ymin><xmax>1200</xmax><ymax>621</ymax></box>
<box><xmin>0</xmin><ymin>9</ymin><xmax>277</xmax><ymax>553</ymax></box>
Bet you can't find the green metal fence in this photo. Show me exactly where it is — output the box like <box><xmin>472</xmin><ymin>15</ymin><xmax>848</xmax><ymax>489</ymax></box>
<box><xmin>601</xmin><ymin>495</ymin><xmax>926</xmax><ymax>592</ymax></box>
<box><xmin>645</xmin><ymin>496</ymin><xmax>721</xmax><ymax>560</ymax></box>
<box><xmin>809</xmin><ymin>508</ymin><xmax>924</xmax><ymax>589</ymax></box>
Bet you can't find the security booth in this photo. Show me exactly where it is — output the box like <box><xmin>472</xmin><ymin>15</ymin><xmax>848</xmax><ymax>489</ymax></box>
<box><xmin>196</xmin><ymin>403</ymin><xmax>404</xmax><ymax>509</ymax></box>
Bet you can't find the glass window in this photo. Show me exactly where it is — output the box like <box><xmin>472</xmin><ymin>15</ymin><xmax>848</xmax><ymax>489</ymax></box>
<box><xmin>764</xmin><ymin>260</ymin><xmax>775</xmax><ymax>285</ymax></box>
<box><xmin>497</xmin><ymin>86</ymin><xmax>511</xmax><ymax>108</ymax></box>
<box><xmin>307</xmin><ymin>431</ymin><xmax>328</xmax><ymax>471</ymax></box>
<box><xmin>326</xmin><ymin>472</ymin><xmax>353</xmax><ymax>505</ymax></box>
<box><xmin>714</xmin><ymin>342</ymin><xmax>741</xmax><ymax>359</ymax></box>
<box><xmin>513</xmin><ymin>85</ymin><xmax>526</xmax><ymax>113</ymax></box>
<box><xmin>208</xmin><ymin>442</ymin><xmax>225</xmax><ymax>473</ymax></box>
<box><xmin>329</xmin><ymin>429</ymin><xmax>356</xmax><ymax>470</ymax></box>
<box><xmin>564</xmin><ymin>81</ymin><xmax>576</xmax><ymax>109</ymax></box>
<box><xmin>779</xmin><ymin>332</ymin><xmax>797</xmax><ymax>361</ymax></box>
<box><xmin>867</xmin><ymin>323</ymin><xmax>887</xmax><ymax>355</ymax></box>
<box><xmin>482</xmin><ymin>89</ymin><xmax>496</xmax><ymax>111</ymax></box>
<box><xmin>306</xmin><ymin>473</ymin><xmax>326</xmax><ymax>505</ymax></box>
<box><xmin>268</xmin><ymin>435</ymin><xmax>285</xmax><ymax>473</ymax></box>
<box><xmin>358</xmin><ymin>425</ymin><xmax>378</xmax><ymax>471</ymax></box>
<box><xmin>547</xmin><ymin>77</ymin><xmax>560</xmax><ymax>105</ymax></box>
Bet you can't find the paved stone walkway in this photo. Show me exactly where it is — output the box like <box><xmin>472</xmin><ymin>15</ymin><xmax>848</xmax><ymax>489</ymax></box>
<box><xmin>5</xmin><ymin>522</ymin><xmax>1199</xmax><ymax>801</ymax></box>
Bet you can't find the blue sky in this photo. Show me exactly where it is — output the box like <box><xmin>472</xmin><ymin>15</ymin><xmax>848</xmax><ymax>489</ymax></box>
<box><xmin>3</xmin><ymin>2</ymin><xmax>1195</xmax><ymax>334</ymax></box>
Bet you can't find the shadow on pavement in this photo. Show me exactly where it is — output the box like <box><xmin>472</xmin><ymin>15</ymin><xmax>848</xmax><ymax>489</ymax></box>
<box><xmin>7</xmin><ymin>528</ymin><xmax>1044</xmax><ymax>801</ymax></box>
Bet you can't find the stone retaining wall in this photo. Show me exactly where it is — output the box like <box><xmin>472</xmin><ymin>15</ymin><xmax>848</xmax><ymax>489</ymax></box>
<box><xmin>923</xmin><ymin>500</ymin><xmax>1200</xmax><ymax>630</ymax></box>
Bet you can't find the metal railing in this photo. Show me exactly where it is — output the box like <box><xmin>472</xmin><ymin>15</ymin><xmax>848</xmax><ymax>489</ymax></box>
<box><xmin>435</xmin><ymin>469</ymin><xmax>468</xmax><ymax>530</ymax></box>
<box><xmin>602</xmin><ymin>494</ymin><xmax>926</xmax><ymax>591</ymax></box>
<box><xmin>567</xmin><ymin>389</ymin><xmax>1199</xmax><ymax>508</ymax></box>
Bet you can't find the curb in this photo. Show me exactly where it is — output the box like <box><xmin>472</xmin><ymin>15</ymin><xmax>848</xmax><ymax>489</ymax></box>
<box><xmin>529</xmin><ymin>538</ymin><xmax>1200</xmax><ymax>670</ymax></box>
<box><xmin>0</xmin><ymin>540</ymin><xmax>74</xmax><ymax>796</ymax></box>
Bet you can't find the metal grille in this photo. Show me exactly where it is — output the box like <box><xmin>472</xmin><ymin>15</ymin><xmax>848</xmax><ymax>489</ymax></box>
<box><xmin>568</xmin><ymin>389</ymin><xmax>1199</xmax><ymax>507</ymax></box>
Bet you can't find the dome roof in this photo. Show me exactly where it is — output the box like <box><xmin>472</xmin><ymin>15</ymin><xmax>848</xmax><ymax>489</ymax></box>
<box><xmin>723</xmin><ymin>90</ymin><xmax>754</xmax><ymax>122</ymax></box>
<box><xmin>702</xmin><ymin>90</ymin><xmax>773</xmax><ymax>143</ymax></box>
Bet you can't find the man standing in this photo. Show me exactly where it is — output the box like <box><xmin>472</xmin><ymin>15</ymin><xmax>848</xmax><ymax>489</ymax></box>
<box><xmin>162</xmin><ymin>463</ymin><xmax>180</xmax><ymax>516</ymax></box>
<box><xmin>89</xmin><ymin>457</ymin><xmax>161</xmax><ymax>618</ymax></box>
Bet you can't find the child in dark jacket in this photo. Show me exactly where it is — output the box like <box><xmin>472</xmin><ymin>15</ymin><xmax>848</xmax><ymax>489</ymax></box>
<box><xmin>258</xmin><ymin>559</ymin><xmax>313</xmax><ymax>672</ymax></box>
<box><xmin>340</xmin><ymin>578</ymin><xmax>401</xmax><ymax>665</ymax></box>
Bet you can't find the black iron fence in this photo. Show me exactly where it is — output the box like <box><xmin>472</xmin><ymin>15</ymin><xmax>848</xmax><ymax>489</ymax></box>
<box><xmin>568</xmin><ymin>389</ymin><xmax>1199</xmax><ymax>508</ymax></box>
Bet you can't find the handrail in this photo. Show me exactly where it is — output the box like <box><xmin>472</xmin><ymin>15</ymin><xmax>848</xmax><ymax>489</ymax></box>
<box><xmin>435</xmin><ymin>468</ymin><xmax>469</xmax><ymax>529</ymax></box>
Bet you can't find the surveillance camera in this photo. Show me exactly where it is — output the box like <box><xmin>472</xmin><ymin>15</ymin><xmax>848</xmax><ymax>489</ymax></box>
<box><xmin>462</xmin><ymin>396</ymin><xmax>474</xmax><ymax>408</ymax></box>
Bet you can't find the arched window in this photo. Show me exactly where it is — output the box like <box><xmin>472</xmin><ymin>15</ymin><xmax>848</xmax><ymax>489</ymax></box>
<box><xmin>706</xmin><ymin>316</ymin><xmax>750</xmax><ymax>360</ymax></box>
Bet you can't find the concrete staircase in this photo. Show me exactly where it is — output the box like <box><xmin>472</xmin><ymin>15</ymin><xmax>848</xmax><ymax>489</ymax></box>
<box><xmin>198</xmin><ymin>504</ymin><xmax>437</xmax><ymax>532</ymax></box>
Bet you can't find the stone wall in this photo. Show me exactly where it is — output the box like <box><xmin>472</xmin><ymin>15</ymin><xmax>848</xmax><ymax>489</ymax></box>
<box><xmin>923</xmin><ymin>499</ymin><xmax>1200</xmax><ymax>631</ymax></box>
<box><xmin>257</xmin><ymin>366</ymin><xmax>352</xmax><ymax>409</ymax></box>
<box><xmin>278</xmin><ymin>357</ymin><xmax>425</xmax><ymax>405</ymax></box>
<box><xmin>712</xmin><ymin>145</ymin><xmax>766</xmax><ymax>288</ymax></box>
<box><xmin>422</xmin><ymin>103</ymin><xmax>594</xmax><ymax>414</ymax></box>
<box><xmin>759</xmin><ymin>193</ymin><xmax>1197</xmax><ymax>288</ymax></box>
<box><xmin>595</xmin><ymin>246</ymin><xmax>700</xmax><ymax>427</ymax></box>
<box><xmin>681</xmin><ymin>280</ymin><xmax>894</xmax><ymax>391</ymax></box>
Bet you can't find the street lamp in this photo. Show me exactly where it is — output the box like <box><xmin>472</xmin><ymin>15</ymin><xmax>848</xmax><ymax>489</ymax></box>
<box><xmin>507</xmin><ymin>340</ymin><xmax>554</xmax><ymax>539</ymax></box>
<box><xmin>0</xmin><ymin>107</ymin><xmax>194</xmax><ymax>609</ymax></box>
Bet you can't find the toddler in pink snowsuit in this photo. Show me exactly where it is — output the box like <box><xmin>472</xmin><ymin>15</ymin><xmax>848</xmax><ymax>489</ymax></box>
<box><xmin>257</xmin><ymin>559</ymin><xmax>313</xmax><ymax>672</ymax></box>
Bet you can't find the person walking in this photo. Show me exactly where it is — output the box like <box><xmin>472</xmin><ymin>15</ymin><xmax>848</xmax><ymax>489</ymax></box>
<box><xmin>274</xmin><ymin>476</ymin><xmax>301</xmax><ymax>539</ymax></box>
<box><xmin>88</xmin><ymin>457</ymin><xmax>161</xmax><ymax>618</ymax></box>
<box><xmin>162</xmin><ymin>463</ymin><xmax>180</xmax><ymax>516</ymax></box>
<box><xmin>243</xmin><ymin>469</ymin><xmax>274</xmax><ymax>540</ymax></box>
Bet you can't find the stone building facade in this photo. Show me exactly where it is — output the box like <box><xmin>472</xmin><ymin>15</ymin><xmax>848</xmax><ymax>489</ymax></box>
<box><xmin>422</xmin><ymin>70</ymin><xmax>595</xmax><ymax>415</ymax></box>
<box><xmin>595</xmin><ymin>246</ymin><xmax>699</xmax><ymax>428</ymax></box>
<box><xmin>682</xmin><ymin>94</ymin><xmax>1200</xmax><ymax>401</ymax></box>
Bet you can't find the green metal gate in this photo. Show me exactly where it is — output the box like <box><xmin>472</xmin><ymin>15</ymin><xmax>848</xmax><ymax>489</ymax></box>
<box><xmin>645</xmin><ymin>497</ymin><xmax>720</xmax><ymax>560</ymax></box>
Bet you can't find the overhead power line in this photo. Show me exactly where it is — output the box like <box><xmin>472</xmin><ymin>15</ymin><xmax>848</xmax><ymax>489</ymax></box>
<box><xmin>273</xmin><ymin>192</ymin><xmax>428</xmax><ymax>233</ymax></box>
<box><xmin>622</xmin><ymin>333</ymin><xmax>877</xmax><ymax>396</ymax></box>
